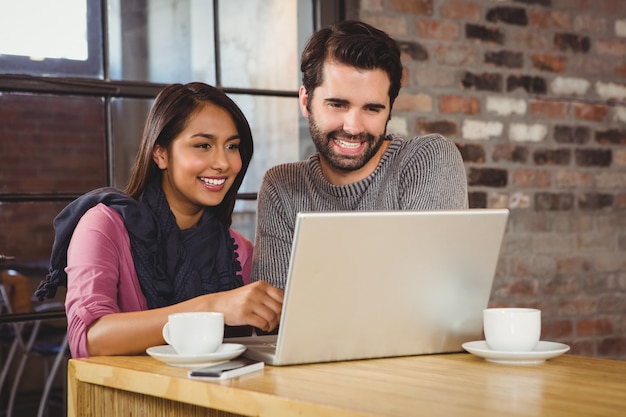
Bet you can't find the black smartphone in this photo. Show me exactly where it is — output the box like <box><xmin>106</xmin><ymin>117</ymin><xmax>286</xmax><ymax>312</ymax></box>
<box><xmin>188</xmin><ymin>358</ymin><xmax>264</xmax><ymax>379</ymax></box>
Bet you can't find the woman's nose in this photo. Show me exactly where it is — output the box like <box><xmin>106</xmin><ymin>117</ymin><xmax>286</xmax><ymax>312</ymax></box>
<box><xmin>210</xmin><ymin>148</ymin><xmax>229</xmax><ymax>171</ymax></box>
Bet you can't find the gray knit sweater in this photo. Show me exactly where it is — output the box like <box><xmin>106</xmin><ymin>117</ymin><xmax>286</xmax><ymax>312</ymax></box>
<box><xmin>251</xmin><ymin>134</ymin><xmax>468</xmax><ymax>289</ymax></box>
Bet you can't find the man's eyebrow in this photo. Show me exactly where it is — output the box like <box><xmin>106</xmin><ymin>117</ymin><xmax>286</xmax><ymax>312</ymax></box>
<box><xmin>324</xmin><ymin>97</ymin><xmax>387</xmax><ymax>110</ymax></box>
<box><xmin>324</xmin><ymin>97</ymin><xmax>349</xmax><ymax>105</ymax></box>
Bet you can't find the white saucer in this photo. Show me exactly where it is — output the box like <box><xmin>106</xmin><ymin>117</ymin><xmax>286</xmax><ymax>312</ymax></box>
<box><xmin>146</xmin><ymin>343</ymin><xmax>246</xmax><ymax>368</ymax></box>
<box><xmin>462</xmin><ymin>340</ymin><xmax>570</xmax><ymax>365</ymax></box>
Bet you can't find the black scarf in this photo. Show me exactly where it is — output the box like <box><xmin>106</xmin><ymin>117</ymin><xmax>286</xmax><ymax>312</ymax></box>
<box><xmin>35</xmin><ymin>179</ymin><xmax>243</xmax><ymax>308</ymax></box>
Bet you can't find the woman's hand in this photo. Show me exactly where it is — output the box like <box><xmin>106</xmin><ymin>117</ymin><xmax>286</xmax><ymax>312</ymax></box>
<box><xmin>208</xmin><ymin>281</ymin><xmax>284</xmax><ymax>332</ymax></box>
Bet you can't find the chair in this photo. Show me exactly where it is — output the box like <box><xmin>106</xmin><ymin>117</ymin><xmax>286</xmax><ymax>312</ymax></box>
<box><xmin>0</xmin><ymin>269</ymin><xmax>69</xmax><ymax>417</ymax></box>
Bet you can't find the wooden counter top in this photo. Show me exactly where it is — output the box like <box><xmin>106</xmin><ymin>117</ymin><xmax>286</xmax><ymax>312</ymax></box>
<box><xmin>68</xmin><ymin>352</ymin><xmax>626</xmax><ymax>417</ymax></box>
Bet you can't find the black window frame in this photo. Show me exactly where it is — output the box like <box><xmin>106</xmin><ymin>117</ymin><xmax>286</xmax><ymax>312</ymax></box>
<box><xmin>0</xmin><ymin>0</ymin><xmax>348</xmax><ymax>205</ymax></box>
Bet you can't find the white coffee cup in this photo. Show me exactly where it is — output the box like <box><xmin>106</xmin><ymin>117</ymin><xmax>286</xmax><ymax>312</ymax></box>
<box><xmin>483</xmin><ymin>308</ymin><xmax>541</xmax><ymax>352</ymax></box>
<box><xmin>162</xmin><ymin>312</ymin><xmax>224</xmax><ymax>356</ymax></box>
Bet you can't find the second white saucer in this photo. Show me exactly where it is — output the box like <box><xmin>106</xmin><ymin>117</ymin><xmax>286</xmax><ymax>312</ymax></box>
<box><xmin>462</xmin><ymin>340</ymin><xmax>570</xmax><ymax>365</ymax></box>
<box><xmin>146</xmin><ymin>343</ymin><xmax>246</xmax><ymax>368</ymax></box>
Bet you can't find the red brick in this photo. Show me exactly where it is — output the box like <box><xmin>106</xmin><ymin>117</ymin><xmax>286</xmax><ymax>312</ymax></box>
<box><xmin>578</xmin><ymin>193</ymin><xmax>614</xmax><ymax>210</ymax></box>
<box><xmin>615</xmin><ymin>62</ymin><xmax>626</xmax><ymax>79</ymax></box>
<box><xmin>554</xmin><ymin>33</ymin><xmax>591</xmax><ymax>53</ymax></box>
<box><xmin>414</xmin><ymin>119</ymin><xmax>458</xmax><ymax>136</ymax></box>
<box><xmin>486</xmin><ymin>6</ymin><xmax>528</xmax><ymax>26</ymax></box>
<box><xmin>544</xmin><ymin>276</ymin><xmax>580</xmax><ymax>295</ymax></box>
<box><xmin>389</xmin><ymin>0</ymin><xmax>432</xmax><ymax>14</ymax></box>
<box><xmin>554</xmin><ymin>126</ymin><xmax>590</xmax><ymax>144</ymax></box>
<box><xmin>596</xmin><ymin>129</ymin><xmax>626</xmax><ymax>145</ymax></box>
<box><xmin>558</xmin><ymin>297</ymin><xmax>598</xmax><ymax>315</ymax></box>
<box><xmin>465</xmin><ymin>24</ymin><xmax>504</xmax><ymax>45</ymax></box>
<box><xmin>533</xmin><ymin>149</ymin><xmax>571</xmax><ymax>166</ymax></box>
<box><xmin>467</xmin><ymin>167</ymin><xmax>507</xmax><ymax>187</ymax></box>
<box><xmin>430</xmin><ymin>44</ymin><xmax>479</xmax><ymax>66</ymax></box>
<box><xmin>552</xmin><ymin>0</ymin><xmax>622</xmax><ymax>13</ymax></box>
<box><xmin>542</xmin><ymin>319</ymin><xmax>574</xmax><ymax>339</ymax></box>
<box><xmin>510</xmin><ymin>30</ymin><xmax>552</xmax><ymax>50</ymax></box>
<box><xmin>574</xmin><ymin>103</ymin><xmax>608</xmax><ymax>122</ymax></box>
<box><xmin>568</xmin><ymin>340</ymin><xmax>595</xmax><ymax>357</ymax></box>
<box><xmin>413</xmin><ymin>66</ymin><xmax>457</xmax><ymax>87</ymax></box>
<box><xmin>416</xmin><ymin>19</ymin><xmax>459</xmax><ymax>41</ymax></box>
<box><xmin>531</xmin><ymin>53</ymin><xmax>567</xmax><ymax>73</ymax></box>
<box><xmin>598</xmin><ymin>337</ymin><xmax>626</xmax><ymax>357</ymax></box>
<box><xmin>440</xmin><ymin>1</ymin><xmax>480</xmax><ymax>21</ymax></box>
<box><xmin>492</xmin><ymin>145</ymin><xmax>528</xmax><ymax>163</ymax></box>
<box><xmin>513</xmin><ymin>169</ymin><xmax>552</xmax><ymax>187</ymax></box>
<box><xmin>394</xmin><ymin>93</ymin><xmax>433</xmax><ymax>112</ymax></box>
<box><xmin>530</xmin><ymin>100</ymin><xmax>569</xmax><ymax>119</ymax></box>
<box><xmin>456</xmin><ymin>143</ymin><xmax>485</xmax><ymax>163</ymax></box>
<box><xmin>570</xmin><ymin>55</ymin><xmax>614</xmax><ymax>77</ymax></box>
<box><xmin>554</xmin><ymin>171</ymin><xmax>594</xmax><ymax>188</ymax></box>
<box><xmin>599</xmin><ymin>294</ymin><xmax>626</xmax><ymax>314</ymax></box>
<box><xmin>535</xmin><ymin>192</ymin><xmax>575</xmax><ymax>210</ymax></box>
<box><xmin>572</xmin><ymin>15</ymin><xmax>607</xmax><ymax>34</ymax></box>
<box><xmin>595</xmin><ymin>39</ymin><xmax>626</xmax><ymax>57</ymax></box>
<box><xmin>439</xmin><ymin>95</ymin><xmax>479</xmax><ymax>114</ymax></box>
<box><xmin>529</xmin><ymin>10</ymin><xmax>571</xmax><ymax>30</ymax></box>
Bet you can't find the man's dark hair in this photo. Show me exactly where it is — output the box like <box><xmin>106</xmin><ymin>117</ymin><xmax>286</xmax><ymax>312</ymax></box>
<box><xmin>300</xmin><ymin>20</ymin><xmax>402</xmax><ymax>109</ymax></box>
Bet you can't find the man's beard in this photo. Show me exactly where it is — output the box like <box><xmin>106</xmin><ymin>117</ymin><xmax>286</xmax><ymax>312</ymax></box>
<box><xmin>308</xmin><ymin>113</ymin><xmax>387</xmax><ymax>173</ymax></box>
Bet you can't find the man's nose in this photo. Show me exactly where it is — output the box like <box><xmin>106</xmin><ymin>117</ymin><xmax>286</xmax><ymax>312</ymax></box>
<box><xmin>342</xmin><ymin>110</ymin><xmax>365</xmax><ymax>136</ymax></box>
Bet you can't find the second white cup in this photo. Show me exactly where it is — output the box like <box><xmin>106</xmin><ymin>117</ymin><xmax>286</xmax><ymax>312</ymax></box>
<box><xmin>162</xmin><ymin>312</ymin><xmax>224</xmax><ymax>356</ymax></box>
<box><xmin>483</xmin><ymin>307</ymin><xmax>541</xmax><ymax>352</ymax></box>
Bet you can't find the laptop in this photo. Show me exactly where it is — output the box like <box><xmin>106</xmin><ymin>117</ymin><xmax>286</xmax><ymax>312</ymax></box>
<box><xmin>226</xmin><ymin>209</ymin><xmax>509</xmax><ymax>366</ymax></box>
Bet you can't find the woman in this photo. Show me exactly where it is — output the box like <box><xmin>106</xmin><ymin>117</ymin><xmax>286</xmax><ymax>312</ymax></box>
<box><xmin>36</xmin><ymin>82</ymin><xmax>283</xmax><ymax>358</ymax></box>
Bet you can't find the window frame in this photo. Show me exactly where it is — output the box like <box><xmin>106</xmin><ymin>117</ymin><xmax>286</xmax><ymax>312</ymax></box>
<box><xmin>0</xmin><ymin>0</ymin><xmax>347</xmax><ymax>204</ymax></box>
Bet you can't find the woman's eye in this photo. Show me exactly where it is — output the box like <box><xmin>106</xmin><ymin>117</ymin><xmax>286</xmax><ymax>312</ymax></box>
<box><xmin>226</xmin><ymin>143</ymin><xmax>240</xmax><ymax>151</ymax></box>
<box><xmin>196</xmin><ymin>143</ymin><xmax>211</xmax><ymax>149</ymax></box>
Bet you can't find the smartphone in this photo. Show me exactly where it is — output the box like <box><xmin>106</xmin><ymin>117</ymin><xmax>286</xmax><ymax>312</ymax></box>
<box><xmin>188</xmin><ymin>358</ymin><xmax>264</xmax><ymax>380</ymax></box>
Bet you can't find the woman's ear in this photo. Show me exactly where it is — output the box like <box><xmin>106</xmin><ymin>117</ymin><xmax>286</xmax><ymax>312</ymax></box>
<box><xmin>152</xmin><ymin>145</ymin><xmax>168</xmax><ymax>169</ymax></box>
<box><xmin>299</xmin><ymin>85</ymin><xmax>310</xmax><ymax>119</ymax></box>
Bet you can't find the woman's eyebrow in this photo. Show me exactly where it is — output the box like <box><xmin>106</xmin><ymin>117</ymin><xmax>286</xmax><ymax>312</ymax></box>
<box><xmin>191</xmin><ymin>133</ymin><xmax>240</xmax><ymax>141</ymax></box>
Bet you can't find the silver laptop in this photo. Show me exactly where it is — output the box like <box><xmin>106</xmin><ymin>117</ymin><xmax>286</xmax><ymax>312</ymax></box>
<box><xmin>226</xmin><ymin>209</ymin><xmax>509</xmax><ymax>366</ymax></box>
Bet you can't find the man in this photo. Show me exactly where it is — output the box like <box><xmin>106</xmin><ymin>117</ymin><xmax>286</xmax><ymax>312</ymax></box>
<box><xmin>251</xmin><ymin>20</ymin><xmax>468</xmax><ymax>289</ymax></box>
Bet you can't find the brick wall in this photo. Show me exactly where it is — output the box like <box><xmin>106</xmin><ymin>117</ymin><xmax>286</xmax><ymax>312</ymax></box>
<box><xmin>359</xmin><ymin>0</ymin><xmax>626</xmax><ymax>359</ymax></box>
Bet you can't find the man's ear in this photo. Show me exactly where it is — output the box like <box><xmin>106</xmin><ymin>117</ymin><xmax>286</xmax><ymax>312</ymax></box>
<box><xmin>298</xmin><ymin>85</ymin><xmax>310</xmax><ymax>119</ymax></box>
<box><xmin>152</xmin><ymin>145</ymin><xmax>168</xmax><ymax>169</ymax></box>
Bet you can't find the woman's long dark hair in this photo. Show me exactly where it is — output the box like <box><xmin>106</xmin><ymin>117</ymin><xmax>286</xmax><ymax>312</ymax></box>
<box><xmin>124</xmin><ymin>82</ymin><xmax>253</xmax><ymax>226</ymax></box>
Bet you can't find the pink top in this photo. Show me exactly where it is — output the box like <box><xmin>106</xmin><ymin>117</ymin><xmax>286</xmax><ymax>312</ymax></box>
<box><xmin>64</xmin><ymin>203</ymin><xmax>253</xmax><ymax>358</ymax></box>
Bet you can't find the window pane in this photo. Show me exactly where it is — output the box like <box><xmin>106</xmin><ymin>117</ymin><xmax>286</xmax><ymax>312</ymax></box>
<box><xmin>110</xmin><ymin>97</ymin><xmax>154</xmax><ymax>190</ymax></box>
<box><xmin>230</xmin><ymin>94</ymin><xmax>301</xmax><ymax>193</ymax></box>
<box><xmin>108</xmin><ymin>0</ymin><xmax>216</xmax><ymax>84</ymax></box>
<box><xmin>0</xmin><ymin>93</ymin><xmax>106</xmax><ymax>194</ymax></box>
<box><xmin>218</xmin><ymin>0</ymin><xmax>308</xmax><ymax>91</ymax></box>
<box><xmin>0</xmin><ymin>0</ymin><xmax>103</xmax><ymax>77</ymax></box>
<box><xmin>0</xmin><ymin>1</ymin><xmax>87</xmax><ymax>60</ymax></box>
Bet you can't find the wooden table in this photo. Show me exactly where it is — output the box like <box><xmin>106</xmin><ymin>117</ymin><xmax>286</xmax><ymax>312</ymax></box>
<box><xmin>68</xmin><ymin>352</ymin><xmax>626</xmax><ymax>417</ymax></box>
